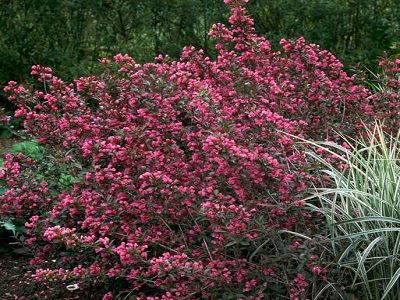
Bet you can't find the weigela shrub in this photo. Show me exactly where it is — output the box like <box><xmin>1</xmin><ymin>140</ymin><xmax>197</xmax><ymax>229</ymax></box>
<box><xmin>1</xmin><ymin>0</ymin><xmax>397</xmax><ymax>299</ymax></box>
<box><xmin>366</xmin><ymin>58</ymin><xmax>400</xmax><ymax>132</ymax></box>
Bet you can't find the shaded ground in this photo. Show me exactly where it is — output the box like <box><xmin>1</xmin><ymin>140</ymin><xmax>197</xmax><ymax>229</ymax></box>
<box><xmin>0</xmin><ymin>251</ymin><xmax>106</xmax><ymax>300</ymax></box>
<box><xmin>0</xmin><ymin>230</ymin><xmax>132</xmax><ymax>300</ymax></box>
<box><xmin>0</xmin><ymin>137</ymin><xmax>20</xmax><ymax>157</ymax></box>
<box><xmin>0</xmin><ymin>234</ymin><xmax>103</xmax><ymax>300</ymax></box>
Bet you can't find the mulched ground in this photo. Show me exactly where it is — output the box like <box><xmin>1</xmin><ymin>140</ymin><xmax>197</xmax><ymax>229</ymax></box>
<box><xmin>0</xmin><ymin>230</ymin><xmax>131</xmax><ymax>300</ymax></box>
<box><xmin>0</xmin><ymin>235</ymin><xmax>102</xmax><ymax>300</ymax></box>
<box><xmin>0</xmin><ymin>252</ymin><xmax>109</xmax><ymax>299</ymax></box>
<box><xmin>0</xmin><ymin>137</ymin><xmax>20</xmax><ymax>157</ymax></box>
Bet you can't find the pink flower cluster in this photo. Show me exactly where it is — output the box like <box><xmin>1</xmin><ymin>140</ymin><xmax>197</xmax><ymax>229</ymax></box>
<box><xmin>0</xmin><ymin>0</ymin><xmax>397</xmax><ymax>298</ymax></box>
<box><xmin>290</xmin><ymin>273</ymin><xmax>309</xmax><ymax>300</ymax></box>
<box><xmin>368</xmin><ymin>58</ymin><xmax>400</xmax><ymax>132</ymax></box>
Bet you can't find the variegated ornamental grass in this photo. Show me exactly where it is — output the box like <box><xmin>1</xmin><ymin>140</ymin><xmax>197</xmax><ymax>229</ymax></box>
<box><xmin>306</xmin><ymin>124</ymin><xmax>400</xmax><ymax>300</ymax></box>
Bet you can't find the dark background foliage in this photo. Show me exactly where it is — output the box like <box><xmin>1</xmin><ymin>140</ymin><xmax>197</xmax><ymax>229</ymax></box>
<box><xmin>0</xmin><ymin>0</ymin><xmax>399</xmax><ymax>108</ymax></box>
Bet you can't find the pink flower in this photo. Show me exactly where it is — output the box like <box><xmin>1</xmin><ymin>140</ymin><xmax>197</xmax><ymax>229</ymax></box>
<box><xmin>102</xmin><ymin>292</ymin><xmax>113</xmax><ymax>300</ymax></box>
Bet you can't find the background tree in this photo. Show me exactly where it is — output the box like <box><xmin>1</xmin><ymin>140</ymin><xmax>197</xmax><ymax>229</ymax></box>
<box><xmin>0</xmin><ymin>0</ymin><xmax>399</xmax><ymax>109</ymax></box>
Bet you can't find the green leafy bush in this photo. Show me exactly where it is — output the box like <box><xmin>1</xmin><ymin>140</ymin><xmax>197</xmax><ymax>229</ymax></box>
<box><xmin>10</xmin><ymin>141</ymin><xmax>42</xmax><ymax>159</ymax></box>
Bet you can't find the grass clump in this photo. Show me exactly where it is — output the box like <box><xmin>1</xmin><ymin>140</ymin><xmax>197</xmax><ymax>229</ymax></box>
<box><xmin>306</xmin><ymin>124</ymin><xmax>400</xmax><ymax>300</ymax></box>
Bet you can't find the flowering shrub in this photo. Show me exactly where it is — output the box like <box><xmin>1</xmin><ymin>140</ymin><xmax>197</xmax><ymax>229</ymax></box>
<box><xmin>365</xmin><ymin>58</ymin><xmax>400</xmax><ymax>132</ymax></box>
<box><xmin>1</xmin><ymin>0</ymin><xmax>398</xmax><ymax>299</ymax></box>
